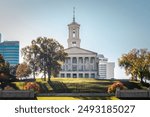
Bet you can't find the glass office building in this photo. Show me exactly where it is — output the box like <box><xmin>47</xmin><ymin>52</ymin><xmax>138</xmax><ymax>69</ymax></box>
<box><xmin>0</xmin><ymin>41</ymin><xmax>19</xmax><ymax>66</ymax></box>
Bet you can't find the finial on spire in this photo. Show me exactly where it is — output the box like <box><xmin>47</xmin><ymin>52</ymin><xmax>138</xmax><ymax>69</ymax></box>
<box><xmin>73</xmin><ymin>7</ymin><xmax>75</xmax><ymax>22</ymax></box>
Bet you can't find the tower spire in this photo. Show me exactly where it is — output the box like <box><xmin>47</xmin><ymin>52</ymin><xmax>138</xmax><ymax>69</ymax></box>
<box><xmin>73</xmin><ymin>7</ymin><xmax>75</xmax><ymax>22</ymax></box>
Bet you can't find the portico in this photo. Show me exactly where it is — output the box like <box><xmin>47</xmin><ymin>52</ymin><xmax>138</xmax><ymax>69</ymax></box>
<box><xmin>59</xmin><ymin>47</ymin><xmax>98</xmax><ymax>78</ymax></box>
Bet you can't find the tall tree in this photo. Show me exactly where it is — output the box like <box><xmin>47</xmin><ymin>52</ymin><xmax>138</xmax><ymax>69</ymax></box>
<box><xmin>22</xmin><ymin>42</ymin><xmax>40</xmax><ymax>79</ymax></box>
<box><xmin>119</xmin><ymin>49</ymin><xmax>150</xmax><ymax>83</ymax></box>
<box><xmin>22</xmin><ymin>37</ymin><xmax>67</xmax><ymax>81</ymax></box>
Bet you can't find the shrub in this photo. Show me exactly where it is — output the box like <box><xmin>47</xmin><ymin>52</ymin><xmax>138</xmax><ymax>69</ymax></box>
<box><xmin>108</xmin><ymin>81</ymin><xmax>124</xmax><ymax>93</ymax></box>
<box><xmin>23</xmin><ymin>82</ymin><xmax>41</xmax><ymax>93</ymax></box>
<box><xmin>4</xmin><ymin>85</ymin><xmax>15</xmax><ymax>90</ymax></box>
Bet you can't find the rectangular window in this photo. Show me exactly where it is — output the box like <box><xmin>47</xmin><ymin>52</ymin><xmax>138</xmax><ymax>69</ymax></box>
<box><xmin>72</xmin><ymin>42</ymin><xmax>76</xmax><ymax>47</ymax></box>
<box><xmin>67</xmin><ymin>74</ymin><xmax>71</xmax><ymax>78</ymax></box>
<box><xmin>72</xmin><ymin>57</ymin><xmax>77</xmax><ymax>63</ymax></box>
<box><xmin>85</xmin><ymin>73</ymin><xmax>89</xmax><ymax>78</ymax></box>
<box><xmin>61</xmin><ymin>74</ymin><xmax>65</xmax><ymax>78</ymax></box>
<box><xmin>91</xmin><ymin>73</ymin><xmax>95</xmax><ymax>78</ymax></box>
<box><xmin>72</xmin><ymin>65</ymin><xmax>77</xmax><ymax>71</ymax></box>
<box><xmin>79</xmin><ymin>73</ymin><xmax>83</xmax><ymax>78</ymax></box>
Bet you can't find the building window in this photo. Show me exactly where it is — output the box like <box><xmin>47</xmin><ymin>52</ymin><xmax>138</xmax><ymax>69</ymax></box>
<box><xmin>61</xmin><ymin>74</ymin><xmax>65</xmax><ymax>78</ymax></box>
<box><xmin>72</xmin><ymin>65</ymin><xmax>77</xmax><ymax>71</ymax></box>
<box><xmin>73</xmin><ymin>29</ymin><xmax>75</xmax><ymax>38</ymax></box>
<box><xmin>72</xmin><ymin>42</ymin><xmax>76</xmax><ymax>47</ymax></box>
<box><xmin>73</xmin><ymin>74</ymin><xmax>77</xmax><ymax>78</ymax></box>
<box><xmin>79</xmin><ymin>65</ymin><xmax>83</xmax><ymax>71</ymax></box>
<box><xmin>85</xmin><ymin>73</ymin><xmax>89</xmax><ymax>78</ymax></box>
<box><xmin>90</xmin><ymin>57</ymin><xmax>95</xmax><ymax>63</ymax></box>
<box><xmin>67</xmin><ymin>73</ymin><xmax>71</xmax><ymax>78</ymax></box>
<box><xmin>65</xmin><ymin>58</ymin><xmax>68</xmax><ymax>64</ymax></box>
<box><xmin>91</xmin><ymin>73</ymin><xmax>95</xmax><ymax>78</ymax></box>
<box><xmin>72</xmin><ymin>57</ymin><xmax>77</xmax><ymax>63</ymax></box>
<box><xmin>79</xmin><ymin>57</ymin><xmax>83</xmax><ymax>63</ymax></box>
<box><xmin>85</xmin><ymin>65</ymin><xmax>89</xmax><ymax>71</ymax></box>
<box><xmin>62</xmin><ymin>65</ymin><xmax>65</xmax><ymax>71</ymax></box>
<box><xmin>85</xmin><ymin>57</ymin><xmax>89</xmax><ymax>63</ymax></box>
<box><xmin>79</xmin><ymin>73</ymin><xmax>83</xmax><ymax>78</ymax></box>
<box><xmin>66</xmin><ymin>65</ymin><xmax>68</xmax><ymax>71</ymax></box>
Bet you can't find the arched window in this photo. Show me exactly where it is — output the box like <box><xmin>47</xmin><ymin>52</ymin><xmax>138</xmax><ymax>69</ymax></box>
<box><xmin>73</xmin><ymin>29</ymin><xmax>75</xmax><ymax>38</ymax></box>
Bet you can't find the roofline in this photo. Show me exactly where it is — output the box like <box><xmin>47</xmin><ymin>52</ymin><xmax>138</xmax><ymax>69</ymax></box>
<box><xmin>65</xmin><ymin>47</ymin><xmax>97</xmax><ymax>54</ymax></box>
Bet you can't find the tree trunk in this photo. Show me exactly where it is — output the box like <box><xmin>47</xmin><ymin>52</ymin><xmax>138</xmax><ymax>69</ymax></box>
<box><xmin>44</xmin><ymin>67</ymin><xmax>46</xmax><ymax>81</ymax></box>
<box><xmin>140</xmin><ymin>77</ymin><xmax>144</xmax><ymax>84</ymax></box>
<box><xmin>134</xmin><ymin>75</ymin><xmax>137</xmax><ymax>81</ymax></box>
<box><xmin>33</xmin><ymin>70</ymin><xmax>35</xmax><ymax>79</ymax></box>
<box><xmin>47</xmin><ymin>68</ymin><xmax>51</xmax><ymax>81</ymax></box>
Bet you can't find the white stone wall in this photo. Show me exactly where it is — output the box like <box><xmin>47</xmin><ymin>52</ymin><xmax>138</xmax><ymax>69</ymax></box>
<box><xmin>107</xmin><ymin>62</ymin><xmax>115</xmax><ymax>79</ymax></box>
<box><xmin>59</xmin><ymin>53</ymin><xmax>98</xmax><ymax>78</ymax></box>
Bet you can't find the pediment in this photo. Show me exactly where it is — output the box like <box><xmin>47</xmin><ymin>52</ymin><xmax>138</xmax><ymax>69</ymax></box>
<box><xmin>65</xmin><ymin>47</ymin><xmax>97</xmax><ymax>55</ymax></box>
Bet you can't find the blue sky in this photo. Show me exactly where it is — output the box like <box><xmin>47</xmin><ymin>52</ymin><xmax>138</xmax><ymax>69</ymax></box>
<box><xmin>0</xmin><ymin>0</ymin><xmax>150</xmax><ymax>79</ymax></box>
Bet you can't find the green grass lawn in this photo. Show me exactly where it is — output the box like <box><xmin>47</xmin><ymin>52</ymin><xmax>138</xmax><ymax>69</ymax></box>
<box><xmin>13</xmin><ymin>78</ymin><xmax>149</xmax><ymax>93</ymax></box>
<box><xmin>36</xmin><ymin>78</ymin><xmax>116</xmax><ymax>93</ymax></box>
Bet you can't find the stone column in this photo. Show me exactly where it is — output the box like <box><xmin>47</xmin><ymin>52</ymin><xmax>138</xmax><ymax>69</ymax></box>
<box><xmin>76</xmin><ymin>57</ymin><xmax>78</xmax><ymax>71</ymax></box>
<box><xmin>83</xmin><ymin>57</ymin><xmax>85</xmax><ymax>71</ymax></box>
<box><xmin>87</xmin><ymin>57</ymin><xmax>89</xmax><ymax>71</ymax></box>
<box><xmin>70</xmin><ymin>57</ymin><xmax>72</xmax><ymax>71</ymax></box>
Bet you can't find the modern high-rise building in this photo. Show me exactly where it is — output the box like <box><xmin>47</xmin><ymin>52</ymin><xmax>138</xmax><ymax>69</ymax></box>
<box><xmin>0</xmin><ymin>40</ymin><xmax>19</xmax><ymax>66</ymax></box>
<box><xmin>0</xmin><ymin>33</ymin><xmax>1</xmax><ymax>43</ymax></box>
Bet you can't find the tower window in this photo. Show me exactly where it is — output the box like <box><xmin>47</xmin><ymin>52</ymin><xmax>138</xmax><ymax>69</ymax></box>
<box><xmin>73</xmin><ymin>29</ymin><xmax>75</xmax><ymax>38</ymax></box>
<box><xmin>72</xmin><ymin>42</ymin><xmax>76</xmax><ymax>47</ymax></box>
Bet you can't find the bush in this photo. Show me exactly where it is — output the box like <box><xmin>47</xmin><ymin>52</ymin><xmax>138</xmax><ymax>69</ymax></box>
<box><xmin>23</xmin><ymin>82</ymin><xmax>41</xmax><ymax>93</ymax></box>
<box><xmin>108</xmin><ymin>81</ymin><xmax>124</xmax><ymax>93</ymax></box>
<box><xmin>4</xmin><ymin>85</ymin><xmax>15</xmax><ymax>90</ymax></box>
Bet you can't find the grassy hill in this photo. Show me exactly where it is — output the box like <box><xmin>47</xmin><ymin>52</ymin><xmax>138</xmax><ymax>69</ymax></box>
<box><xmin>3</xmin><ymin>78</ymin><xmax>149</xmax><ymax>100</ymax></box>
<box><xmin>36</xmin><ymin>78</ymin><xmax>116</xmax><ymax>93</ymax></box>
<box><xmin>13</xmin><ymin>78</ymin><xmax>149</xmax><ymax>93</ymax></box>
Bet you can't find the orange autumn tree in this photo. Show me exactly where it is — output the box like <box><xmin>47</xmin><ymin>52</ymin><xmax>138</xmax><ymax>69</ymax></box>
<box><xmin>16</xmin><ymin>62</ymin><xmax>32</xmax><ymax>79</ymax></box>
<box><xmin>118</xmin><ymin>49</ymin><xmax>150</xmax><ymax>83</ymax></box>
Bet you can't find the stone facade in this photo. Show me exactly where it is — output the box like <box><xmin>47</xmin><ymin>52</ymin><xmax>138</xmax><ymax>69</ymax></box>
<box><xmin>59</xmin><ymin>47</ymin><xmax>98</xmax><ymax>78</ymax></box>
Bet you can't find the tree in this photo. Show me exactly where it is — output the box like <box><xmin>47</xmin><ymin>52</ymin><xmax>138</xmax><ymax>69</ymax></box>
<box><xmin>16</xmin><ymin>62</ymin><xmax>32</xmax><ymax>79</ymax></box>
<box><xmin>0</xmin><ymin>54</ymin><xmax>16</xmax><ymax>83</ymax></box>
<box><xmin>22</xmin><ymin>43</ymin><xmax>40</xmax><ymax>79</ymax></box>
<box><xmin>118</xmin><ymin>49</ymin><xmax>150</xmax><ymax>83</ymax></box>
<box><xmin>0</xmin><ymin>54</ymin><xmax>10</xmax><ymax>74</ymax></box>
<box><xmin>22</xmin><ymin>37</ymin><xmax>67</xmax><ymax>81</ymax></box>
<box><xmin>9</xmin><ymin>64</ymin><xmax>19</xmax><ymax>76</ymax></box>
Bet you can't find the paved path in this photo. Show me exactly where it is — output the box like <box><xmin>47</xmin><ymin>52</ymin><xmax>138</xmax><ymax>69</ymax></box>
<box><xmin>37</xmin><ymin>93</ymin><xmax>114</xmax><ymax>97</ymax></box>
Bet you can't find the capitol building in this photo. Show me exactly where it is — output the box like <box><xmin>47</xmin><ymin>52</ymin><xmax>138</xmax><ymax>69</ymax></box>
<box><xmin>59</xmin><ymin>11</ymin><xmax>115</xmax><ymax>79</ymax></box>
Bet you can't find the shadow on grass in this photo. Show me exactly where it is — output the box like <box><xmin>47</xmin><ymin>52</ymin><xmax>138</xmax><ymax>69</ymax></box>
<box><xmin>38</xmin><ymin>82</ymin><xmax>49</xmax><ymax>93</ymax></box>
<box><xmin>122</xmin><ymin>80</ymin><xmax>149</xmax><ymax>89</ymax></box>
<box><xmin>48</xmin><ymin>81</ymin><xmax>71</xmax><ymax>93</ymax></box>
